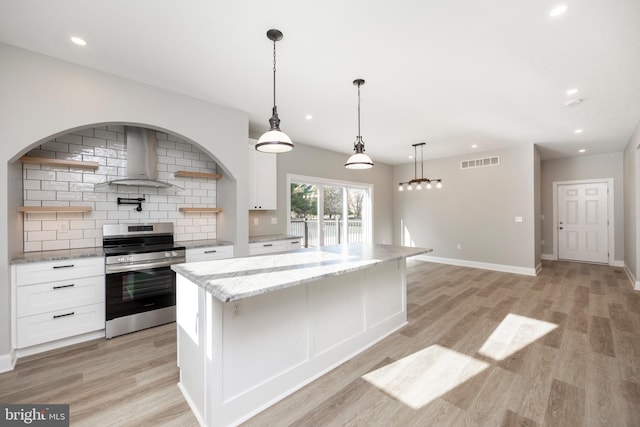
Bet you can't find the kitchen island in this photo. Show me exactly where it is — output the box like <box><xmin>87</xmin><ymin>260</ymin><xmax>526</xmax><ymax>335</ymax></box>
<box><xmin>172</xmin><ymin>243</ymin><xmax>430</xmax><ymax>427</ymax></box>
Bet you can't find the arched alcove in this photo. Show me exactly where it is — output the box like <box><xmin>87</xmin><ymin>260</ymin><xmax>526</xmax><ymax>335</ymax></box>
<box><xmin>14</xmin><ymin>122</ymin><xmax>235</xmax><ymax>252</ymax></box>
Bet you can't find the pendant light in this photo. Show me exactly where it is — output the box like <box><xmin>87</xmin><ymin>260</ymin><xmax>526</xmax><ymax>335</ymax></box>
<box><xmin>256</xmin><ymin>29</ymin><xmax>293</xmax><ymax>153</ymax></box>
<box><xmin>398</xmin><ymin>143</ymin><xmax>442</xmax><ymax>191</ymax></box>
<box><xmin>345</xmin><ymin>79</ymin><xmax>374</xmax><ymax>169</ymax></box>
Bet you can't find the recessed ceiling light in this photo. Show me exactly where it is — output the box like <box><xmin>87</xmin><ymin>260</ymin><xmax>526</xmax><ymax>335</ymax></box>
<box><xmin>566</xmin><ymin>88</ymin><xmax>578</xmax><ymax>95</ymax></box>
<box><xmin>471</xmin><ymin>144</ymin><xmax>478</xmax><ymax>148</ymax></box>
<box><xmin>579</xmin><ymin>148</ymin><xmax>586</xmax><ymax>153</ymax></box>
<box><xmin>408</xmin><ymin>155</ymin><xmax>414</xmax><ymax>159</ymax></box>
<box><xmin>549</xmin><ymin>4</ymin><xmax>569</xmax><ymax>17</ymax></box>
<box><xmin>574</xmin><ymin>129</ymin><xmax>583</xmax><ymax>134</ymax></box>
<box><xmin>70</xmin><ymin>36</ymin><xmax>87</xmax><ymax>46</ymax></box>
<box><xmin>305</xmin><ymin>114</ymin><xmax>313</xmax><ymax>120</ymax></box>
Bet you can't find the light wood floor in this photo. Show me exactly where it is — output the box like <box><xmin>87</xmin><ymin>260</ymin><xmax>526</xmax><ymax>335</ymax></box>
<box><xmin>1</xmin><ymin>260</ymin><xmax>638</xmax><ymax>426</ymax></box>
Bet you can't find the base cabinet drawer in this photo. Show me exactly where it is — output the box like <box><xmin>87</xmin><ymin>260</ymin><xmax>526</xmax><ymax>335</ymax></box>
<box><xmin>186</xmin><ymin>245</ymin><xmax>234</xmax><ymax>262</ymax></box>
<box><xmin>17</xmin><ymin>276</ymin><xmax>105</xmax><ymax>317</ymax></box>
<box><xmin>249</xmin><ymin>239</ymin><xmax>301</xmax><ymax>255</ymax></box>
<box><xmin>17</xmin><ymin>303</ymin><xmax>105</xmax><ymax>348</ymax></box>
<box><xmin>15</xmin><ymin>257</ymin><xmax>104</xmax><ymax>286</ymax></box>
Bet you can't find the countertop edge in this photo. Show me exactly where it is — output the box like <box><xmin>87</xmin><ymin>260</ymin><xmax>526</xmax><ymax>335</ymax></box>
<box><xmin>173</xmin><ymin>244</ymin><xmax>431</xmax><ymax>303</ymax></box>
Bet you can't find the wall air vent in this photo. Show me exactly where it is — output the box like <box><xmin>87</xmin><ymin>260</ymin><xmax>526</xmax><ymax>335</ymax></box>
<box><xmin>460</xmin><ymin>156</ymin><xmax>499</xmax><ymax>170</ymax></box>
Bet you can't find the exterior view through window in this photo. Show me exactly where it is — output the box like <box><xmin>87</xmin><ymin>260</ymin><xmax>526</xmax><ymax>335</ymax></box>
<box><xmin>288</xmin><ymin>175</ymin><xmax>372</xmax><ymax>248</ymax></box>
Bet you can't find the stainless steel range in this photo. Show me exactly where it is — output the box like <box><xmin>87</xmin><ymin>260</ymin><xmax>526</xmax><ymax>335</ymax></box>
<box><xmin>103</xmin><ymin>223</ymin><xmax>185</xmax><ymax>339</ymax></box>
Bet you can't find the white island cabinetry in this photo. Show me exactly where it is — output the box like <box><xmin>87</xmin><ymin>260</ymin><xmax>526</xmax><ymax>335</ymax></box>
<box><xmin>174</xmin><ymin>243</ymin><xmax>430</xmax><ymax>427</ymax></box>
<box><xmin>12</xmin><ymin>256</ymin><xmax>105</xmax><ymax>355</ymax></box>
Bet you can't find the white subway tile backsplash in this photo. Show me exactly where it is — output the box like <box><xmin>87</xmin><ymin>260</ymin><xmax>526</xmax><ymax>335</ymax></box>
<box><xmin>24</xmin><ymin>221</ymin><xmax>42</xmax><ymax>231</ymax></box>
<box><xmin>56</xmin><ymin>172</ymin><xmax>83</xmax><ymax>182</ymax></box>
<box><xmin>26</xmin><ymin>190</ymin><xmax>57</xmax><ymax>201</ymax></box>
<box><xmin>41</xmin><ymin>181</ymin><xmax>69</xmax><ymax>191</ymax></box>
<box><xmin>28</xmin><ymin>230</ymin><xmax>57</xmax><ymax>241</ymax></box>
<box><xmin>42</xmin><ymin>240</ymin><xmax>70</xmax><ymax>251</ymax></box>
<box><xmin>55</xmin><ymin>134</ymin><xmax>83</xmax><ymax>144</ymax></box>
<box><xmin>22</xmin><ymin>126</ymin><xmax>219</xmax><ymax>252</ymax></box>
<box><xmin>70</xmin><ymin>238</ymin><xmax>96</xmax><ymax>249</ymax></box>
<box><xmin>24</xmin><ymin>180</ymin><xmax>40</xmax><ymax>190</ymax></box>
<box><xmin>24</xmin><ymin>241</ymin><xmax>42</xmax><ymax>252</ymax></box>
<box><xmin>26</xmin><ymin>170</ymin><xmax>56</xmax><ymax>181</ymax></box>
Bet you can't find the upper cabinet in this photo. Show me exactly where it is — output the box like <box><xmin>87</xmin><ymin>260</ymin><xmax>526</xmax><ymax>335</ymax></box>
<box><xmin>248</xmin><ymin>139</ymin><xmax>277</xmax><ymax>210</ymax></box>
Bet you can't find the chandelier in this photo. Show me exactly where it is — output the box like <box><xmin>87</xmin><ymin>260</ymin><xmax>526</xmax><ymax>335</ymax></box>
<box><xmin>398</xmin><ymin>143</ymin><xmax>442</xmax><ymax>191</ymax></box>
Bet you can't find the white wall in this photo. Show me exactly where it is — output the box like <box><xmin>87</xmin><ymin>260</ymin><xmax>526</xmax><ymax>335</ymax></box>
<box><xmin>540</xmin><ymin>152</ymin><xmax>625</xmax><ymax>263</ymax></box>
<box><xmin>249</xmin><ymin>141</ymin><xmax>395</xmax><ymax>245</ymax></box>
<box><xmin>392</xmin><ymin>145</ymin><xmax>537</xmax><ymax>273</ymax></box>
<box><xmin>624</xmin><ymin>122</ymin><xmax>639</xmax><ymax>286</ymax></box>
<box><xmin>0</xmin><ymin>44</ymin><xmax>249</xmax><ymax>362</ymax></box>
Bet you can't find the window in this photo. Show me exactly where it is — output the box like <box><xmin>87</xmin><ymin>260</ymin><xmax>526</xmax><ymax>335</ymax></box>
<box><xmin>287</xmin><ymin>174</ymin><xmax>372</xmax><ymax>248</ymax></box>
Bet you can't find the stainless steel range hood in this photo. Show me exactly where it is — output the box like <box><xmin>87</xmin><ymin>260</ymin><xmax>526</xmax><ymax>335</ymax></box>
<box><xmin>97</xmin><ymin>126</ymin><xmax>180</xmax><ymax>189</ymax></box>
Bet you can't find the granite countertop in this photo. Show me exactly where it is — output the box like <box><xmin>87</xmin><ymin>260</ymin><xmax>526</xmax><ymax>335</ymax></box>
<box><xmin>249</xmin><ymin>234</ymin><xmax>302</xmax><ymax>243</ymax></box>
<box><xmin>177</xmin><ymin>239</ymin><xmax>233</xmax><ymax>249</ymax></box>
<box><xmin>172</xmin><ymin>243</ymin><xmax>431</xmax><ymax>303</ymax></box>
<box><xmin>11</xmin><ymin>247</ymin><xmax>105</xmax><ymax>264</ymax></box>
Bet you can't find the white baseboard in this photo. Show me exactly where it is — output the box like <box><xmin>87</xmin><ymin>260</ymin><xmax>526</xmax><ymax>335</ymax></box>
<box><xmin>541</xmin><ymin>253</ymin><xmax>557</xmax><ymax>261</ymax></box>
<box><xmin>15</xmin><ymin>330</ymin><xmax>105</xmax><ymax>359</ymax></box>
<box><xmin>610</xmin><ymin>260</ymin><xmax>624</xmax><ymax>268</ymax></box>
<box><xmin>0</xmin><ymin>348</ymin><xmax>16</xmax><ymax>373</ymax></box>
<box><xmin>414</xmin><ymin>255</ymin><xmax>537</xmax><ymax>276</ymax></box>
<box><xmin>535</xmin><ymin>263</ymin><xmax>543</xmax><ymax>275</ymax></box>
<box><xmin>623</xmin><ymin>264</ymin><xmax>639</xmax><ymax>291</ymax></box>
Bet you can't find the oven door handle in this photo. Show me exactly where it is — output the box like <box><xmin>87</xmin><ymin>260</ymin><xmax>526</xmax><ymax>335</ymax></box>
<box><xmin>105</xmin><ymin>258</ymin><xmax>185</xmax><ymax>273</ymax></box>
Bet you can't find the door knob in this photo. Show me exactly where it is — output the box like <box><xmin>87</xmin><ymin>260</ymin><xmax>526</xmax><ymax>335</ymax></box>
<box><xmin>559</xmin><ymin>227</ymin><xmax>563</xmax><ymax>230</ymax></box>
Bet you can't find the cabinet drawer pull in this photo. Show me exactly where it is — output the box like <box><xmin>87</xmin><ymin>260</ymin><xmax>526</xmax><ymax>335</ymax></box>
<box><xmin>52</xmin><ymin>264</ymin><xmax>75</xmax><ymax>269</ymax></box>
<box><xmin>263</xmin><ymin>243</ymin><xmax>273</xmax><ymax>247</ymax></box>
<box><xmin>291</xmin><ymin>241</ymin><xmax>299</xmax><ymax>244</ymax></box>
<box><xmin>53</xmin><ymin>312</ymin><xmax>75</xmax><ymax>319</ymax></box>
<box><xmin>204</xmin><ymin>250</ymin><xmax>217</xmax><ymax>254</ymax></box>
<box><xmin>53</xmin><ymin>284</ymin><xmax>75</xmax><ymax>290</ymax></box>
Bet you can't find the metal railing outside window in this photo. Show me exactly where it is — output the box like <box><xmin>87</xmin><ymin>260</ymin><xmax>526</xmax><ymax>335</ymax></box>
<box><xmin>290</xmin><ymin>219</ymin><xmax>363</xmax><ymax>248</ymax></box>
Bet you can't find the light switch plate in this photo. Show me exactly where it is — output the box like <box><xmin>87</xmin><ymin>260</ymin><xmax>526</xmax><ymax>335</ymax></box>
<box><xmin>515</xmin><ymin>216</ymin><xmax>523</xmax><ymax>223</ymax></box>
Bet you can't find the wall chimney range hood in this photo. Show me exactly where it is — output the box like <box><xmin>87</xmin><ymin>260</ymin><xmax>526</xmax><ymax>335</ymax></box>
<box><xmin>96</xmin><ymin>126</ymin><xmax>182</xmax><ymax>189</ymax></box>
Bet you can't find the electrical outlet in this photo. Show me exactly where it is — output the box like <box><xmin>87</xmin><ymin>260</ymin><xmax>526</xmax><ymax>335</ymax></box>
<box><xmin>271</xmin><ymin>217</ymin><xmax>277</xmax><ymax>225</ymax></box>
<box><xmin>58</xmin><ymin>222</ymin><xmax>68</xmax><ymax>232</ymax></box>
<box><xmin>253</xmin><ymin>218</ymin><xmax>259</xmax><ymax>226</ymax></box>
<box><xmin>457</xmin><ymin>243</ymin><xmax>462</xmax><ymax>250</ymax></box>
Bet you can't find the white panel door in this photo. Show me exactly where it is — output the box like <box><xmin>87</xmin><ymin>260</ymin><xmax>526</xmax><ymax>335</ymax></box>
<box><xmin>557</xmin><ymin>182</ymin><xmax>608</xmax><ymax>263</ymax></box>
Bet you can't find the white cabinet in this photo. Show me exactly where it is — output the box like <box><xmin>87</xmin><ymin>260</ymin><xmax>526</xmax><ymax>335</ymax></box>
<box><xmin>186</xmin><ymin>245</ymin><xmax>234</xmax><ymax>262</ymax></box>
<box><xmin>13</xmin><ymin>256</ymin><xmax>105</xmax><ymax>350</ymax></box>
<box><xmin>249</xmin><ymin>238</ymin><xmax>301</xmax><ymax>256</ymax></box>
<box><xmin>248</xmin><ymin>139</ymin><xmax>277</xmax><ymax>210</ymax></box>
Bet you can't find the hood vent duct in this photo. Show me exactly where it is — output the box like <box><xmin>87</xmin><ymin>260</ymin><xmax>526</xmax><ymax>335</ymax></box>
<box><xmin>96</xmin><ymin>126</ymin><xmax>181</xmax><ymax>190</ymax></box>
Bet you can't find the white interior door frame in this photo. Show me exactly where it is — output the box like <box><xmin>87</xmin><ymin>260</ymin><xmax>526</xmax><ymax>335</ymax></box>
<box><xmin>552</xmin><ymin>178</ymin><xmax>615</xmax><ymax>264</ymax></box>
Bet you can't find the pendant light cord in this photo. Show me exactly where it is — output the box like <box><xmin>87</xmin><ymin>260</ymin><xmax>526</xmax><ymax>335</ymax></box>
<box><xmin>356</xmin><ymin>82</ymin><xmax>361</xmax><ymax>139</ymax></box>
<box><xmin>272</xmin><ymin>39</ymin><xmax>277</xmax><ymax>111</ymax></box>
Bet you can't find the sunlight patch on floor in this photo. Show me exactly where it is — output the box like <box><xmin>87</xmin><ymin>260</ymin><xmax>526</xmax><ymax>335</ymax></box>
<box><xmin>478</xmin><ymin>313</ymin><xmax>557</xmax><ymax>361</ymax></box>
<box><xmin>361</xmin><ymin>345</ymin><xmax>489</xmax><ymax>409</ymax></box>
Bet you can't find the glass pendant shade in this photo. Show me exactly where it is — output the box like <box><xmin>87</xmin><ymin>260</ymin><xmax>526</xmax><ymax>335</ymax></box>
<box><xmin>345</xmin><ymin>151</ymin><xmax>374</xmax><ymax>169</ymax></box>
<box><xmin>256</xmin><ymin>129</ymin><xmax>293</xmax><ymax>153</ymax></box>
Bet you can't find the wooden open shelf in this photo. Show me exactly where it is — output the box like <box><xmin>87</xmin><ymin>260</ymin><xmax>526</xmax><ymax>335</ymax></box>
<box><xmin>20</xmin><ymin>156</ymin><xmax>100</xmax><ymax>169</ymax></box>
<box><xmin>179</xmin><ymin>207</ymin><xmax>222</xmax><ymax>213</ymax></box>
<box><xmin>174</xmin><ymin>170</ymin><xmax>222</xmax><ymax>180</ymax></box>
<box><xmin>19</xmin><ymin>206</ymin><xmax>93</xmax><ymax>213</ymax></box>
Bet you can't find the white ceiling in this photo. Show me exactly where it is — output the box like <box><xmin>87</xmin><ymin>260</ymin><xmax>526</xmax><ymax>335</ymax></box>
<box><xmin>1</xmin><ymin>0</ymin><xmax>639</xmax><ymax>165</ymax></box>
